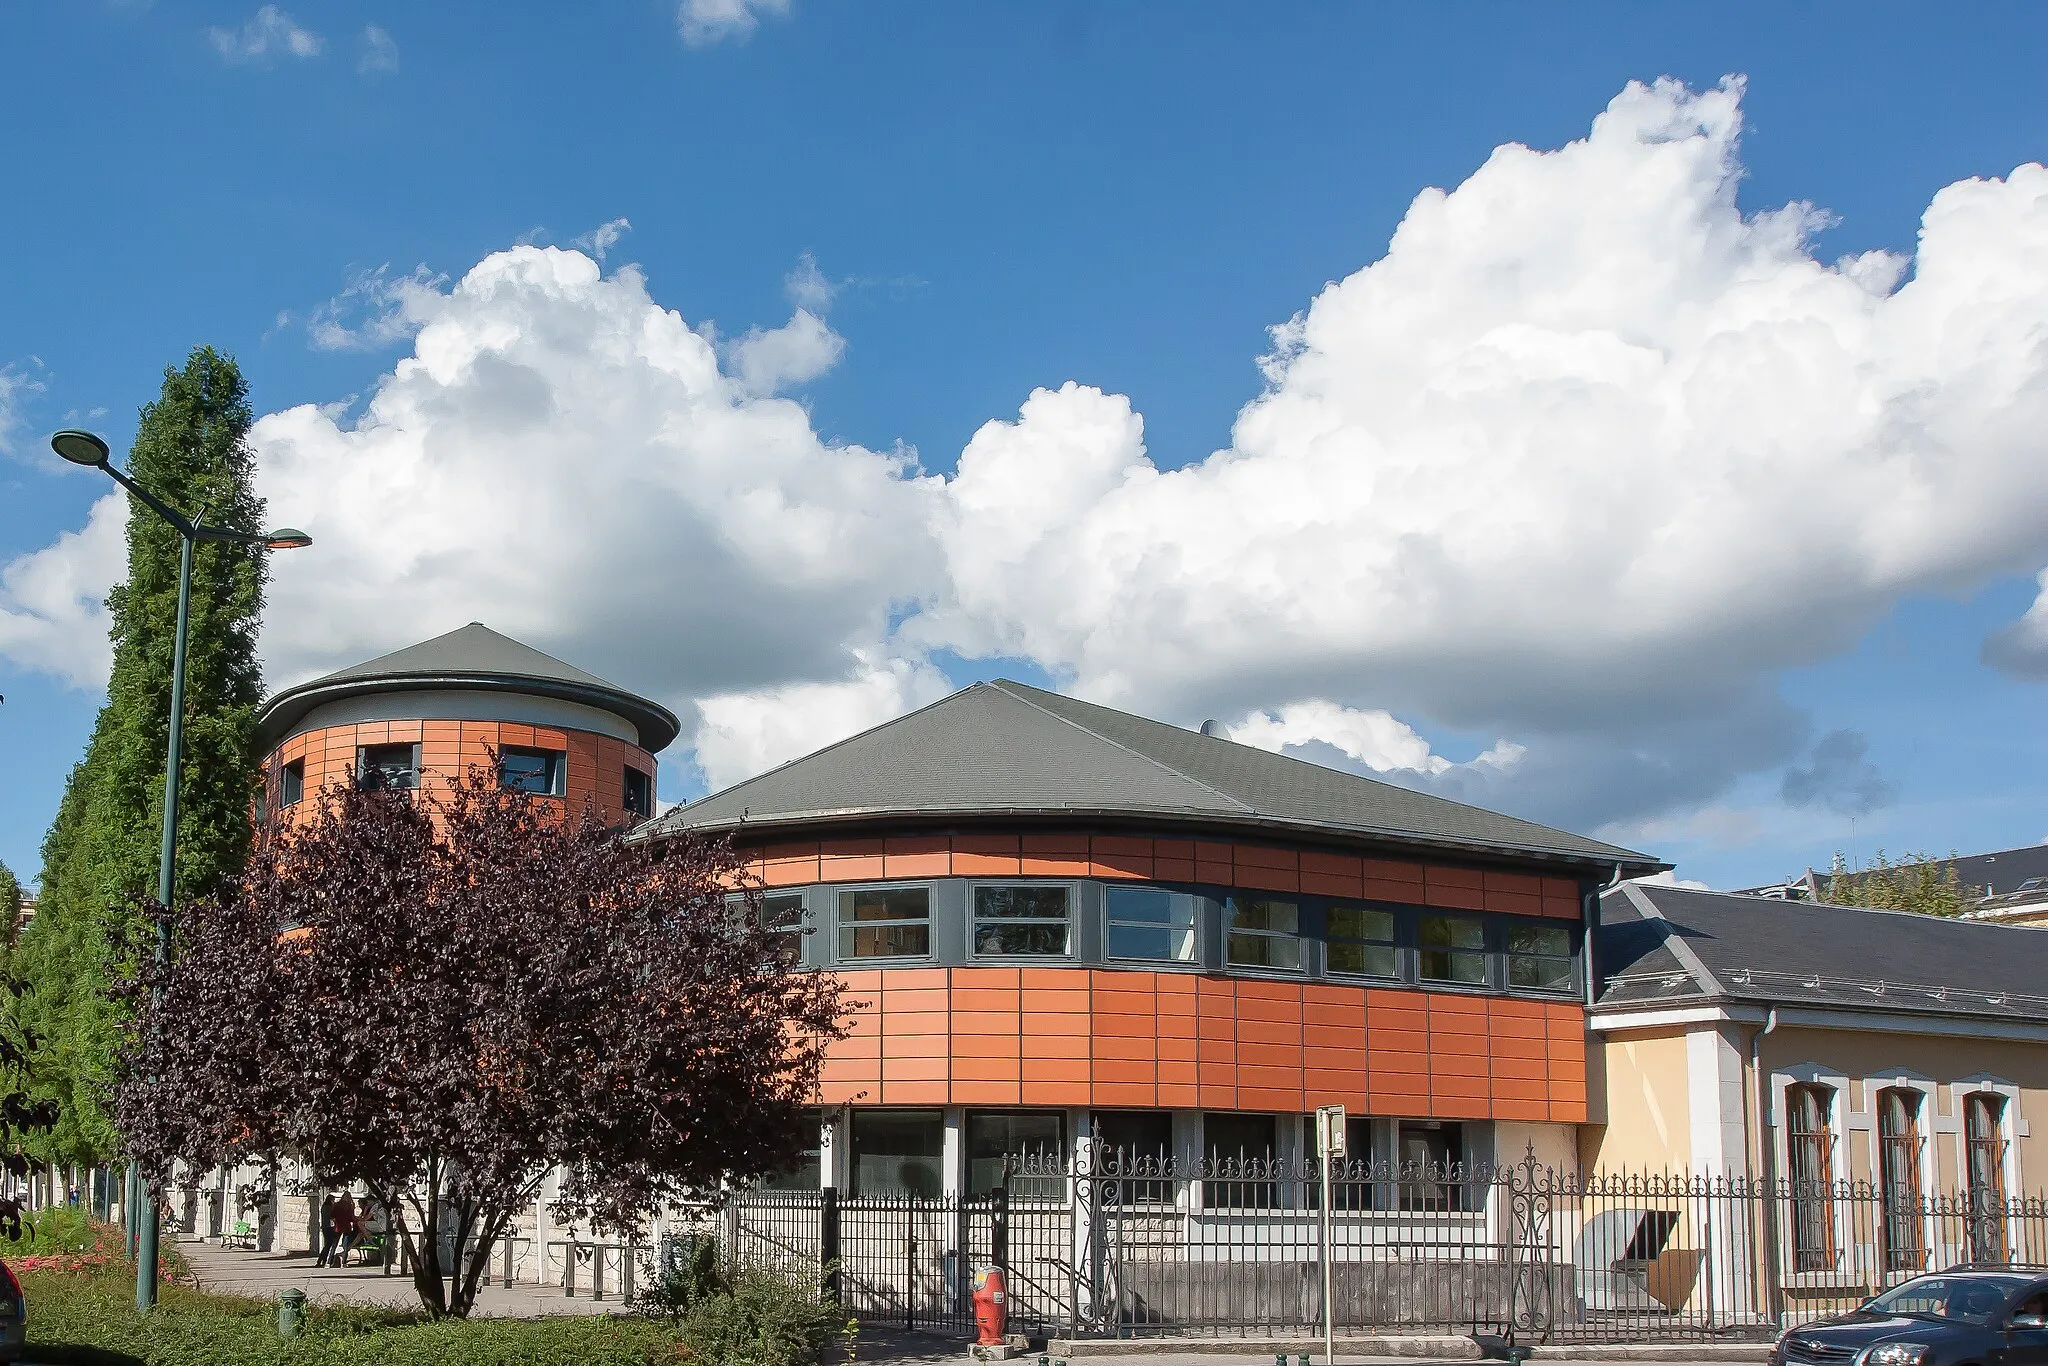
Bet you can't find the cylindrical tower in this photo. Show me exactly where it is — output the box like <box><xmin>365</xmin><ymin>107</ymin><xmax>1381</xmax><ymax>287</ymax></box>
<box><xmin>254</xmin><ymin>622</ymin><xmax>678</xmax><ymax>826</ymax></box>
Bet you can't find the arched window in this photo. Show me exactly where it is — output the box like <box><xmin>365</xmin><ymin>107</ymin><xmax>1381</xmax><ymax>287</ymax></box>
<box><xmin>1786</xmin><ymin>1083</ymin><xmax>1838</xmax><ymax>1270</ymax></box>
<box><xmin>1876</xmin><ymin>1088</ymin><xmax>1925</xmax><ymax>1273</ymax></box>
<box><xmin>1965</xmin><ymin>1092</ymin><xmax>2009</xmax><ymax>1262</ymax></box>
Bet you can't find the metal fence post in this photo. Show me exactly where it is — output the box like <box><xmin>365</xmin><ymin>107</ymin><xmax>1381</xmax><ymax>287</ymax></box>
<box><xmin>821</xmin><ymin>1186</ymin><xmax>842</xmax><ymax>1304</ymax></box>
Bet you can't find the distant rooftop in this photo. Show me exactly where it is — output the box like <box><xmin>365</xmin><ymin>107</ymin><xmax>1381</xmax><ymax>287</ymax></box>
<box><xmin>649</xmin><ymin>679</ymin><xmax>1662</xmax><ymax>874</ymax></box>
<box><xmin>1598</xmin><ymin>881</ymin><xmax>2048</xmax><ymax>1024</ymax></box>
<box><xmin>1737</xmin><ymin>841</ymin><xmax>2048</xmax><ymax>904</ymax></box>
<box><xmin>257</xmin><ymin>623</ymin><xmax>680</xmax><ymax>752</ymax></box>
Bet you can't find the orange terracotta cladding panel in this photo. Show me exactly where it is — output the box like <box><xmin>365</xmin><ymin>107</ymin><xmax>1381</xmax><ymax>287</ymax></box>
<box><xmin>810</xmin><ymin>966</ymin><xmax>1589</xmax><ymax>1118</ymax></box>
<box><xmin>263</xmin><ymin>720</ymin><xmax>655</xmax><ymax>831</ymax></box>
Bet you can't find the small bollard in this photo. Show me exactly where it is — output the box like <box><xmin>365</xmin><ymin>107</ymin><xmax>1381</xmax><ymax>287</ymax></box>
<box><xmin>278</xmin><ymin>1287</ymin><xmax>307</xmax><ymax>1339</ymax></box>
<box><xmin>1300</xmin><ymin>1355</ymin><xmax>1311</xmax><ymax>1366</ymax></box>
<box><xmin>1277</xmin><ymin>1356</ymin><xmax>1288</xmax><ymax>1366</ymax></box>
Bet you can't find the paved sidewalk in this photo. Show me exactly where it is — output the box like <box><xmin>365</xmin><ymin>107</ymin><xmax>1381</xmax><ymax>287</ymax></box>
<box><xmin>176</xmin><ymin>1236</ymin><xmax>619</xmax><ymax>1317</ymax></box>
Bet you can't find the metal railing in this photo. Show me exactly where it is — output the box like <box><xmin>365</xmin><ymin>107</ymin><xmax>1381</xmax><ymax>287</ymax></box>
<box><xmin>666</xmin><ymin>1149</ymin><xmax>2048</xmax><ymax>1343</ymax></box>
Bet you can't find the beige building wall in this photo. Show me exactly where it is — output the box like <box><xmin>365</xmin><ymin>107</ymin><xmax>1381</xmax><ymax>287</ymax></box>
<box><xmin>1583</xmin><ymin>1027</ymin><xmax>1692</xmax><ymax>1172</ymax></box>
<box><xmin>1760</xmin><ymin>1024</ymin><xmax>2048</xmax><ymax>1193</ymax></box>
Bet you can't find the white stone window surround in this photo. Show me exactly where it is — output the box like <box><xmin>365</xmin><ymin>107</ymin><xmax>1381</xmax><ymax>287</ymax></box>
<box><xmin>1769</xmin><ymin>1061</ymin><xmax>1859</xmax><ymax>1284</ymax></box>
<box><xmin>1862</xmin><ymin>1070</ymin><xmax>1941</xmax><ymax>1276</ymax></box>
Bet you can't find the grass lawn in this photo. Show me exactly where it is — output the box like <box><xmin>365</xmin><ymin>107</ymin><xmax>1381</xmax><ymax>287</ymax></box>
<box><xmin>18</xmin><ymin>1266</ymin><xmax>690</xmax><ymax>1366</ymax></box>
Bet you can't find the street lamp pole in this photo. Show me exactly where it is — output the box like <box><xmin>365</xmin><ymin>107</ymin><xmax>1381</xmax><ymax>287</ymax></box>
<box><xmin>51</xmin><ymin>429</ymin><xmax>310</xmax><ymax>1312</ymax></box>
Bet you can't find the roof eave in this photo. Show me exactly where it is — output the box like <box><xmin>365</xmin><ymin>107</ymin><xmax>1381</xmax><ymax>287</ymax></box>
<box><xmin>257</xmin><ymin>672</ymin><xmax>682</xmax><ymax>753</ymax></box>
<box><xmin>642</xmin><ymin>803</ymin><xmax>1664</xmax><ymax>877</ymax></box>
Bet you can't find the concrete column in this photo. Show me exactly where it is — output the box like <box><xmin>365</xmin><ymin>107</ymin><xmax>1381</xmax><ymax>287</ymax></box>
<box><xmin>942</xmin><ymin>1108</ymin><xmax>964</xmax><ymax>1200</ymax></box>
<box><xmin>1687</xmin><ymin>1025</ymin><xmax>1755</xmax><ymax>1323</ymax></box>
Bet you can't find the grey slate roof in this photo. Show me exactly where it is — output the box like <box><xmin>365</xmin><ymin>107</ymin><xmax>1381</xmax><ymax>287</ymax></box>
<box><xmin>649</xmin><ymin>679</ymin><xmax>1660</xmax><ymax>873</ymax></box>
<box><xmin>1596</xmin><ymin>882</ymin><xmax>2048</xmax><ymax>1024</ymax></box>
<box><xmin>257</xmin><ymin>623</ymin><xmax>681</xmax><ymax>752</ymax></box>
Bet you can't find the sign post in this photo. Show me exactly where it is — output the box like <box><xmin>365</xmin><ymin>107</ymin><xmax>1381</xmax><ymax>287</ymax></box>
<box><xmin>1315</xmin><ymin>1106</ymin><xmax>1346</xmax><ymax>1366</ymax></box>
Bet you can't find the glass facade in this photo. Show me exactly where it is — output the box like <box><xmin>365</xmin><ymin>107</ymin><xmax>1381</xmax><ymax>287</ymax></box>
<box><xmin>850</xmin><ymin>1109</ymin><xmax>945</xmax><ymax>1196</ymax></box>
<box><xmin>971</xmin><ymin>885</ymin><xmax>1071</xmax><ymax>957</ymax></box>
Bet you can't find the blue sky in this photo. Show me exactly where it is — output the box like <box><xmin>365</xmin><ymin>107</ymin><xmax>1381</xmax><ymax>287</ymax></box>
<box><xmin>4</xmin><ymin>2</ymin><xmax>2048</xmax><ymax>892</ymax></box>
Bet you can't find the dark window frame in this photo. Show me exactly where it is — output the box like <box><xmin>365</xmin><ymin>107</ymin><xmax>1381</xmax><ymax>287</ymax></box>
<box><xmin>1223</xmin><ymin>895</ymin><xmax>1306</xmax><ymax>974</ymax></box>
<box><xmin>1876</xmin><ymin>1086</ymin><xmax>1926</xmax><ymax>1273</ymax></box>
<box><xmin>279</xmin><ymin>757</ymin><xmax>305</xmax><ymax>808</ymax></box>
<box><xmin>1417</xmin><ymin>910</ymin><xmax>1491</xmax><ymax>988</ymax></box>
<box><xmin>497</xmin><ymin>745</ymin><xmax>566</xmax><ymax>797</ymax></box>
<box><xmin>1103</xmin><ymin>885</ymin><xmax>1199</xmax><ymax>966</ymax></box>
<box><xmin>967</xmin><ymin>881</ymin><xmax>1077</xmax><ymax>961</ymax></box>
<box><xmin>1324</xmin><ymin>902</ymin><xmax>1400</xmax><ymax>981</ymax></box>
<box><xmin>622</xmin><ymin>766</ymin><xmax>655</xmax><ymax>819</ymax></box>
<box><xmin>835</xmin><ymin>883</ymin><xmax>936</xmax><ymax>963</ymax></box>
<box><xmin>357</xmin><ymin>742</ymin><xmax>420</xmax><ymax>791</ymax></box>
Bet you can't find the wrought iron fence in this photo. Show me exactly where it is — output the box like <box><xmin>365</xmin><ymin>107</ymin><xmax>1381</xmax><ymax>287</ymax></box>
<box><xmin>669</xmin><ymin>1150</ymin><xmax>2048</xmax><ymax>1343</ymax></box>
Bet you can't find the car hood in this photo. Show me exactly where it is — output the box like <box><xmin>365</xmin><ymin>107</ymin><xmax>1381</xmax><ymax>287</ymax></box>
<box><xmin>1791</xmin><ymin>1312</ymin><xmax>1957</xmax><ymax>1347</ymax></box>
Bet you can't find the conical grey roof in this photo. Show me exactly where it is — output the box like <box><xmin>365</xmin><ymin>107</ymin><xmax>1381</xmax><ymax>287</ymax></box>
<box><xmin>257</xmin><ymin>623</ymin><xmax>680</xmax><ymax>751</ymax></box>
<box><xmin>649</xmin><ymin>679</ymin><xmax>1657</xmax><ymax>873</ymax></box>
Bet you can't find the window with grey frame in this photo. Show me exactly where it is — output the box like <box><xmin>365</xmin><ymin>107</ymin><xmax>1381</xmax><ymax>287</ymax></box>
<box><xmin>279</xmin><ymin>757</ymin><xmax>305</xmax><ymax>808</ymax></box>
<box><xmin>358</xmin><ymin>742</ymin><xmax>419</xmax><ymax>791</ymax></box>
<box><xmin>759</xmin><ymin>893</ymin><xmax>807</xmax><ymax>967</ymax></box>
<box><xmin>622</xmin><ymin>766</ymin><xmax>654</xmax><ymax>819</ymax></box>
<box><xmin>1105</xmin><ymin>886</ymin><xmax>1196</xmax><ymax>963</ymax></box>
<box><xmin>1417</xmin><ymin>912</ymin><xmax>1487</xmax><ymax>986</ymax></box>
<box><xmin>837</xmin><ymin>886</ymin><xmax>931</xmax><ymax>960</ymax></box>
<box><xmin>971</xmin><ymin>883</ymin><xmax>1072</xmax><ymax>957</ymax></box>
<box><xmin>497</xmin><ymin>745</ymin><xmax>565</xmax><ymax>796</ymax></box>
<box><xmin>1325</xmin><ymin>904</ymin><xmax>1399</xmax><ymax>978</ymax></box>
<box><xmin>1506</xmin><ymin>921</ymin><xmax>1574</xmax><ymax>992</ymax></box>
<box><xmin>1225</xmin><ymin>896</ymin><xmax>1303</xmax><ymax>971</ymax></box>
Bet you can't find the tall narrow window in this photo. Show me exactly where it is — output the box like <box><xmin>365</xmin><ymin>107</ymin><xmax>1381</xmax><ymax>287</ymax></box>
<box><xmin>1786</xmin><ymin>1083</ymin><xmax>1838</xmax><ymax>1271</ymax></box>
<box><xmin>1225</xmin><ymin>897</ymin><xmax>1303</xmax><ymax>971</ymax></box>
<box><xmin>358</xmin><ymin>743</ymin><xmax>419</xmax><ymax>791</ymax></box>
<box><xmin>497</xmin><ymin>746</ymin><xmax>565</xmax><ymax>796</ymax></box>
<box><xmin>758</xmin><ymin>893</ymin><xmax>806</xmax><ymax>967</ymax></box>
<box><xmin>1105</xmin><ymin>887</ymin><xmax>1196</xmax><ymax>963</ymax></box>
<box><xmin>1966</xmin><ymin>1092</ymin><xmax>2009</xmax><ymax>1262</ymax></box>
<box><xmin>622</xmin><ymin>767</ymin><xmax>654</xmax><ymax>819</ymax></box>
<box><xmin>972</xmin><ymin>885</ymin><xmax>1071</xmax><ymax>957</ymax></box>
<box><xmin>837</xmin><ymin>887</ymin><xmax>930</xmax><ymax>960</ymax></box>
<box><xmin>279</xmin><ymin>758</ymin><xmax>305</xmax><ymax>808</ymax></box>
<box><xmin>1876</xmin><ymin>1088</ymin><xmax>1925</xmax><ymax>1273</ymax></box>
<box><xmin>1418</xmin><ymin>913</ymin><xmax>1488</xmax><ymax>985</ymax></box>
<box><xmin>1326</xmin><ymin>906</ymin><xmax>1398</xmax><ymax>978</ymax></box>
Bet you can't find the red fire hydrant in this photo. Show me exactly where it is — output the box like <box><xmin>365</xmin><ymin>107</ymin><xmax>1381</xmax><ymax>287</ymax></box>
<box><xmin>972</xmin><ymin>1266</ymin><xmax>1007</xmax><ymax>1346</ymax></box>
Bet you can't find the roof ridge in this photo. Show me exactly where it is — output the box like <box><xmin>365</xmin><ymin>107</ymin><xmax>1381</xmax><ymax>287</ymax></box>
<box><xmin>659</xmin><ymin>681</ymin><xmax>1009</xmax><ymax>825</ymax></box>
<box><xmin>1620</xmin><ymin>882</ymin><xmax>1726</xmax><ymax>998</ymax></box>
<box><xmin>986</xmin><ymin>680</ymin><xmax>1255</xmax><ymax>815</ymax></box>
<box><xmin>998</xmin><ymin>679</ymin><xmax>1640</xmax><ymax>856</ymax></box>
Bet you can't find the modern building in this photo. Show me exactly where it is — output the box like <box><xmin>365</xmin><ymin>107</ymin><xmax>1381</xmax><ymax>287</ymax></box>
<box><xmin>644</xmin><ymin>678</ymin><xmax>1664</xmax><ymax>1202</ymax></box>
<box><xmin>254</xmin><ymin>622</ymin><xmax>677</xmax><ymax>827</ymax></box>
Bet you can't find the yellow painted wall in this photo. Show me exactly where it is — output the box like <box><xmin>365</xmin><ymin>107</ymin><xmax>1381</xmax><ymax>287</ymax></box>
<box><xmin>1583</xmin><ymin>1029</ymin><xmax>1692</xmax><ymax>1172</ymax></box>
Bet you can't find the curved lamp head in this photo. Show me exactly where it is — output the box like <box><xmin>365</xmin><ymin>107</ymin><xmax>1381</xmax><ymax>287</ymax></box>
<box><xmin>50</xmin><ymin>430</ymin><xmax>111</xmax><ymax>467</ymax></box>
<box><xmin>262</xmin><ymin>528</ymin><xmax>313</xmax><ymax>551</ymax></box>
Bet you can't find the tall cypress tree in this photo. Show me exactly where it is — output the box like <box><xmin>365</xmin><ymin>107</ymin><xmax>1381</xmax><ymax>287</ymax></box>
<box><xmin>19</xmin><ymin>346</ymin><xmax>268</xmax><ymax>1163</ymax></box>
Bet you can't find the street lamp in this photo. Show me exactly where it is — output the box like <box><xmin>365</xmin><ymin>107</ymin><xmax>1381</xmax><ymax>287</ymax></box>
<box><xmin>52</xmin><ymin>429</ymin><xmax>311</xmax><ymax>1311</ymax></box>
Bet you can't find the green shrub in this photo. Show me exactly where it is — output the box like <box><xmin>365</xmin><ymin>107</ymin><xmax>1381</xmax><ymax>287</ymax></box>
<box><xmin>18</xmin><ymin>1265</ymin><xmax>690</xmax><ymax>1366</ymax></box>
<box><xmin>0</xmin><ymin>1205</ymin><xmax>97</xmax><ymax>1255</ymax></box>
<box><xmin>675</xmin><ymin>1265</ymin><xmax>853</xmax><ymax>1366</ymax></box>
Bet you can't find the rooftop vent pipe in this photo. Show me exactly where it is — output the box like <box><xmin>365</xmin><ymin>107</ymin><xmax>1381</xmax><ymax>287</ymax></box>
<box><xmin>1198</xmin><ymin>719</ymin><xmax>1224</xmax><ymax>737</ymax></box>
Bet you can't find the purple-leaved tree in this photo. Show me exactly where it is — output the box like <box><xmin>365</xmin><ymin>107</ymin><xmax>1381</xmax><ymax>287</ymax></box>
<box><xmin>113</xmin><ymin>766</ymin><xmax>843</xmax><ymax>1317</ymax></box>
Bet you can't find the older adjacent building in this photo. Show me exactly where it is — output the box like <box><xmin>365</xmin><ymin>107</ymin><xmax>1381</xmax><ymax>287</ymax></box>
<box><xmin>645</xmin><ymin>678</ymin><xmax>1663</xmax><ymax>1199</ymax></box>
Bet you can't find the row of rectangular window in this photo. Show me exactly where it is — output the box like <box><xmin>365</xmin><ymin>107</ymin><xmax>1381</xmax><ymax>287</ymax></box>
<box><xmin>756</xmin><ymin>880</ymin><xmax>1578</xmax><ymax>994</ymax></box>
<box><xmin>777</xmin><ymin>1108</ymin><xmax>1469</xmax><ymax>1207</ymax></box>
<box><xmin>268</xmin><ymin>746</ymin><xmax>656</xmax><ymax>818</ymax></box>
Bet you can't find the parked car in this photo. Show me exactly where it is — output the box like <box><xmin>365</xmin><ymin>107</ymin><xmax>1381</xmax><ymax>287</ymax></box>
<box><xmin>1773</xmin><ymin>1269</ymin><xmax>2048</xmax><ymax>1366</ymax></box>
<box><xmin>0</xmin><ymin>1256</ymin><xmax>24</xmax><ymax>1361</ymax></box>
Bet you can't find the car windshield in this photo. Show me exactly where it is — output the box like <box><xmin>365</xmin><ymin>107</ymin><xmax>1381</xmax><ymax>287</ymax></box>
<box><xmin>1866</xmin><ymin>1276</ymin><xmax>2020</xmax><ymax>1324</ymax></box>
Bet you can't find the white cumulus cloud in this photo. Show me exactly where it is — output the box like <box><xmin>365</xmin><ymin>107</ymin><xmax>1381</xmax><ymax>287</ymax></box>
<box><xmin>9</xmin><ymin>77</ymin><xmax>2048</xmax><ymax>841</ymax></box>
<box><xmin>210</xmin><ymin>5</ymin><xmax>323</xmax><ymax>64</ymax></box>
<box><xmin>307</xmin><ymin>264</ymin><xmax>447</xmax><ymax>351</ymax></box>
<box><xmin>358</xmin><ymin>25</ymin><xmax>399</xmax><ymax>76</ymax></box>
<box><xmin>677</xmin><ymin>0</ymin><xmax>788</xmax><ymax>48</ymax></box>
<box><xmin>0</xmin><ymin>492</ymin><xmax>123</xmax><ymax>689</ymax></box>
